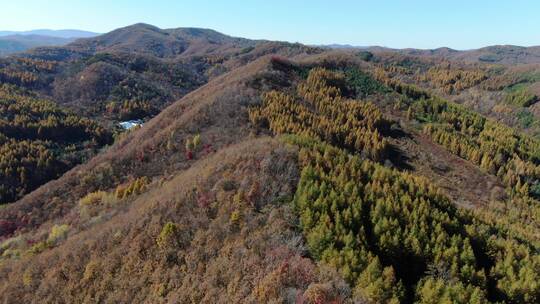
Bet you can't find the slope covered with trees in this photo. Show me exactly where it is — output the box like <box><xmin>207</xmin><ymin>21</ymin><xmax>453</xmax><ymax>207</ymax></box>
<box><xmin>0</xmin><ymin>25</ymin><xmax>318</xmax><ymax>204</ymax></box>
<box><xmin>0</xmin><ymin>84</ymin><xmax>111</xmax><ymax>204</ymax></box>
<box><xmin>248</xmin><ymin>67</ymin><xmax>540</xmax><ymax>303</ymax></box>
<box><xmin>0</xmin><ymin>26</ymin><xmax>539</xmax><ymax>304</ymax></box>
<box><xmin>0</xmin><ymin>23</ymin><xmax>320</xmax><ymax>125</ymax></box>
<box><xmin>369</xmin><ymin>51</ymin><xmax>540</xmax><ymax>138</ymax></box>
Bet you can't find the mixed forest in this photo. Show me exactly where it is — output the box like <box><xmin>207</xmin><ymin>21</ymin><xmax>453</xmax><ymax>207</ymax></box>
<box><xmin>0</xmin><ymin>84</ymin><xmax>111</xmax><ymax>204</ymax></box>
<box><xmin>0</xmin><ymin>24</ymin><xmax>539</xmax><ymax>303</ymax></box>
<box><xmin>248</xmin><ymin>65</ymin><xmax>540</xmax><ymax>303</ymax></box>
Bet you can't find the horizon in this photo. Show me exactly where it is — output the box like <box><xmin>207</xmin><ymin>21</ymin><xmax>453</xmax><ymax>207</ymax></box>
<box><xmin>2</xmin><ymin>23</ymin><xmax>537</xmax><ymax>52</ymax></box>
<box><xmin>5</xmin><ymin>22</ymin><xmax>540</xmax><ymax>51</ymax></box>
<box><xmin>1</xmin><ymin>1</ymin><xmax>540</xmax><ymax>50</ymax></box>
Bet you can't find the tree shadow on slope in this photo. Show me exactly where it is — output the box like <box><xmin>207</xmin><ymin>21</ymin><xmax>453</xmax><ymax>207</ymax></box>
<box><xmin>385</xmin><ymin>144</ymin><xmax>414</xmax><ymax>171</ymax></box>
<box><xmin>383</xmin><ymin>124</ymin><xmax>414</xmax><ymax>170</ymax></box>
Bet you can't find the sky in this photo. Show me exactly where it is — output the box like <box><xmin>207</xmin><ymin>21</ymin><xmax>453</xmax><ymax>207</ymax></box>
<box><xmin>1</xmin><ymin>0</ymin><xmax>539</xmax><ymax>50</ymax></box>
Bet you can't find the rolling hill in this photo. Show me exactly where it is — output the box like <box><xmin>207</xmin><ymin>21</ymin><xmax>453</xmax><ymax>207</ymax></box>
<box><xmin>66</xmin><ymin>23</ymin><xmax>256</xmax><ymax>57</ymax></box>
<box><xmin>1</xmin><ymin>23</ymin><xmax>317</xmax><ymax>120</ymax></box>
<box><xmin>365</xmin><ymin>45</ymin><xmax>540</xmax><ymax>65</ymax></box>
<box><xmin>0</xmin><ymin>24</ymin><xmax>319</xmax><ymax>203</ymax></box>
<box><xmin>0</xmin><ymin>24</ymin><xmax>539</xmax><ymax>303</ymax></box>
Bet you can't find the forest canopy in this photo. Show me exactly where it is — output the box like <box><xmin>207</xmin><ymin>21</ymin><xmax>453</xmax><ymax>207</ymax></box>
<box><xmin>0</xmin><ymin>84</ymin><xmax>111</xmax><ymax>204</ymax></box>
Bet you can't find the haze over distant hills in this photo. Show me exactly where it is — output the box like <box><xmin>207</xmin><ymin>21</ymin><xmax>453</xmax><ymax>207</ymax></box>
<box><xmin>2</xmin><ymin>26</ymin><xmax>540</xmax><ymax>65</ymax></box>
<box><xmin>0</xmin><ymin>29</ymin><xmax>100</xmax><ymax>56</ymax></box>
<box><xmin>0</xmin><ymin>29</ymin><xmax>99</xmax><ymax>39</ymax></box>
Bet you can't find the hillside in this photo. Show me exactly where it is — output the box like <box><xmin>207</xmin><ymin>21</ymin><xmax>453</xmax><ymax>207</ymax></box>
<box><xmin>0</xmin><ymin>84</ymin><xmax>111</xmax><ymax>204</ymax></box>
<box><xmin>66</xmin><ymin>23</ymin><xmax>256</xmax><ymax>58</ymax></box>
<box><xmin>1</xmin><ymin>23</ymin><xmax>318</xmax><ymax>120</ymax></box>
<box><xmin>0</xmin><ymin>24</ymin><xmax>318</xmax><ymax>203</ymax></box>
<box><xmin>0</xmin><ymin>26</ymin><xmax>539</xmax><ymax>303</ymax></box>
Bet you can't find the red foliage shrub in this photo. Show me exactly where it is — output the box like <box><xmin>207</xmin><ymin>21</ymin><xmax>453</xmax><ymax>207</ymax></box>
<box><xmin>136</xmin><ymin>149</ymin><xmax>147</xmax><ymax>163</ymax></box>
<box><xmin>203</xmin><ymin>144</ymin><xmax>213</xmax><ymax>155</ymax></box>
<box><xmin>196</xmin><ymin>192</ymin><xmax>213</xmax><ymax>209</ymax></box>
<box><xmin>26</xmin><ymin>239</ymin><xmax>38</xmax><ymax>246</ymax></box>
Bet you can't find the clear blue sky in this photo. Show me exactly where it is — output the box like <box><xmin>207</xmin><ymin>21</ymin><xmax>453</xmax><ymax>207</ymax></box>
<box><xmin>1</xmin><ymin>0</ymin><xmax>539</xmax><ymax>49</ymax></box>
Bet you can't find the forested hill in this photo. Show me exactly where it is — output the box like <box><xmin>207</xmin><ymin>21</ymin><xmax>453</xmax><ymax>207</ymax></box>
<box><xmin>0</xmin><ymin>24</ymin><xmax>318</xmax><ymax>204</ymax></box>
<box><xmin>365</xmin><ymin>45</ymin><xmax>540</xmax><ymax>65</ymax></box>
<box><xmin>1</xmin><ymin>23</ymin><xmax>318</xmax><ymax>120</ymax></box>
<box><xmin>0</xmin><ymin>25</ymin><xmax>539</xmax><ymax>303</ymax></box>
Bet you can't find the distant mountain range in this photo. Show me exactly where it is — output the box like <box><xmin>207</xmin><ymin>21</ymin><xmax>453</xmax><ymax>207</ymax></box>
<box><xmin>321</xmin><ymin>44</ymin><xmax>540</xmax><ymax>65</ymax></box>
<box><xmin>2</xmin><ymin>27</ymin><xmax>540</xmax><ymax>64</ymax></box>
<box><xmin>0</xmin><ymin>29</ymin><xmax>100</xmax><ymax>56</ymax></box>
<box><xmin>317</xmin><ymin>43</ymin><xmax>368</xmax><ymax>49</ymax></box>
<box><xmin>391</xmin><ymin>45</ymin><xmax>540</xmax><ymax>65</ymax></box>
<box><xmin>0</xmin><ymin>29</ymin><xmax>99</xmax><ymax>39</ymax></box>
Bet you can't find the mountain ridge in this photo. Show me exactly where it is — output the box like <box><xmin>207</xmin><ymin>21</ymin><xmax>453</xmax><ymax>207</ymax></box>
<box><xmin>0</xmin><ymin>29</ymin><xmax>99</xmax><ymax>39</ymax></box>
<box><xmin>0</xmin><ymin>29</ymin><xmax>99</xmax><ymax>56</ymax></box>
<box><xmin>368</xmin><ymin>45</ymin><xmax>540</xmax><ymax>64</ymax></box>
<box><xmin>0</xmin><ymin>23</ymin><xmax>539</xmax><ymax>303</ymax></box>
<box><xmin>320</xmin><ymin>44</ymin><xmax>540</xmax><ymax>64</ymax></box>
<box><xmin>62</xmin><ymin>23</ymin><xmax>259</xmax><ymax>58</ymax></box>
